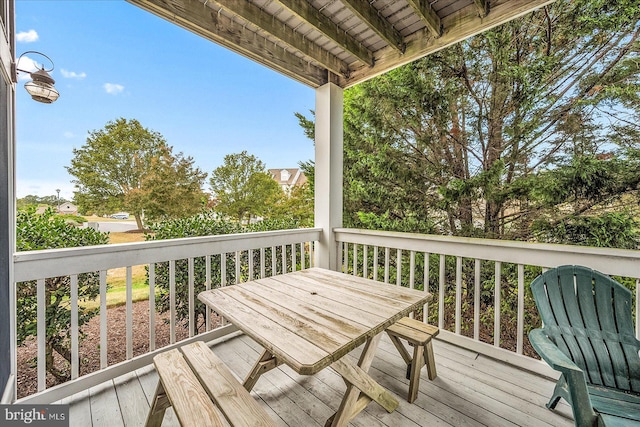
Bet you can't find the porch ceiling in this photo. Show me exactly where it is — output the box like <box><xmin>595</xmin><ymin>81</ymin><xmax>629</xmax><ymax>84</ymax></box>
<box><xmin>126</xmin><ymin>0</ymin><xmax>556</xmax><ymax>88</ymax></box>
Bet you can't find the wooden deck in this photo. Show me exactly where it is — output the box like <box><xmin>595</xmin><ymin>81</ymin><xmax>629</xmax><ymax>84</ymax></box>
<box><xmin>58</xmin><ymin>333</ymin><xmax>575</xmax><ymax>426</ymax></box>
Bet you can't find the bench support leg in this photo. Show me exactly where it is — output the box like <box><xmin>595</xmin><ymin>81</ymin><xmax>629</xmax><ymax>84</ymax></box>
<box><xmin>145</xmin><ymin>381</ymin><xmax>170</xmax><ymax>427</ymax></box>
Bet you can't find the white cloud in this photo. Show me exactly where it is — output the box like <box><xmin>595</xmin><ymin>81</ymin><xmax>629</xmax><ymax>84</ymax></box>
<box><xmin>16</xmin><ymin>30</ymin><xmax>39</xmax><ymax>43</ymax></box>
<box><xmin>63</xmin><ymin>131</ymin><xmax>75</xmax><ymax>139</ymax></box>
<box><xmin>61</xmin><ymin>69</ymin><xmax>87</xmax><ymax>79</ymax></box>
<box><xmin>104</xmin><ymin>83</ymin><xmax>124</xmax><ymax>95</ymax></box>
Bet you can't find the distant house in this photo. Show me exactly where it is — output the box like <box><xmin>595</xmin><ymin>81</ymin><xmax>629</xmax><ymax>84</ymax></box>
<box><xmin>35</xmin><ymin>203</ymin><xmax>78</xmax><ymax>215</ymax></box>
<box><xmin>57</xmin><ymin>203</ymin><xmax>78</xmax><ymax>215</ymax></box>
<box><xmin>268</xmin><ymin>168</ymin><xmax>307</xmax><ymax>194</ymax></box>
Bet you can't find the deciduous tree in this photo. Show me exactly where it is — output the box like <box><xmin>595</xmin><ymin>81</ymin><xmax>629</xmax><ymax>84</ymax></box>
<box><xmin>67</xmin><ymin>118</ymin><xmax>206</xmax><ymax>228</ymax></box>
<box><xmin>209</xmin><ymin>151</ymin><xmax>283</xmax><ymax>222</ymax></box>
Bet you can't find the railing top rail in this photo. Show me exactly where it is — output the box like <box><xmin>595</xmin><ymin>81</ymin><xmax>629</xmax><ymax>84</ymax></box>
<box><xmin>14</xmin><ymin>228</ymin><xmax>322</xmax><ymax>282</ymax></box>
<box><xmin>334</xmin><ymin>228</ymin><xmax>640</xmax><ymax>278</ymax></box>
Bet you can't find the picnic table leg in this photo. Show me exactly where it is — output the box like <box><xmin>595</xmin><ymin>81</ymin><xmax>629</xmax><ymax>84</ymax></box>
<box><xmin>243</xmin><ymin>348</ymin><xmax>280</xmax><ymax>391</ymax></box>
<box><xmin>327</xmin><ymin>333</ymin><xmax>399</xmax><ymax>427</ymax></box>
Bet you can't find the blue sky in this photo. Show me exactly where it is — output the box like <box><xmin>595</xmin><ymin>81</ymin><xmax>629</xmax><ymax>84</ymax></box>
<box><xmin>15</xmin><ymin>0</ymin><xmax>316</xmax><ymax>200</ymax></box>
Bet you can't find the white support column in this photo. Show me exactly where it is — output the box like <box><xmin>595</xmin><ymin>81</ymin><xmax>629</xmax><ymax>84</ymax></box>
<box><xmin>314</xmin><ymin>83</ymin><xmax>343</xmax><ymax>270</ymax></box>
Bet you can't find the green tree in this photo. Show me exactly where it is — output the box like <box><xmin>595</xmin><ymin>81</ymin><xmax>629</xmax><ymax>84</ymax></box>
<box><xmin>16</xmin><ymin>208</ymin><xmax>109</xmax><ymax>382</ymax></box>
<box><xmin>298</xmin><ymin>0</ymin><xmax>640</xmax><ymax>245</ymax></box>
<box><xmin>67</xmin><ymin>118</ymin><xmax>206</xmax><ymax>228</ymax></box>
<box><xmin>209</xmin><ymin>151</ymin><xmax>283</xmax><ymax>222</ymax></box>
<box><xmin>126</xmin><ymin>145</ymin><xmax>208</xmax><ymax>222</ymax></box>
<box><xmin>268</xmin><ymin>182</ymin><xmax>314</xmax><ymax>227</ymax></box>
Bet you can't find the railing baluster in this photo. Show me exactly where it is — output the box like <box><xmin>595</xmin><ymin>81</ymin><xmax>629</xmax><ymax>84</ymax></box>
<box><xmin>353</xmin><ymin>244</ymin><xmax>358</xmax><ymax>276</ymax></box>
<box><xmin>205</xmin><ymin>256</ymin><xmax>211</xmax><ymax>331</ymax></box>
<box><xmin>409</xmin><ymin>251</ymin><xmax>415</xmax><ymax>290</ymax></box>
<box><xmin>409</xmin><ymin>251</ymin><xmax>415</xmax><ymax>318</ymax></box>
<box><xmin>126</xmin><ymin>266</ymin><xmax>133</xmax><ymax>359</ymax></box>
<box><xmin>423</xmin><ymin>252</ymin><xmax>430</xmax><ymax>323</ymax></box>
<box><xmin>260</xmin><ymin>248</ymin><xmax>266</xmax><ymax>278</ymax></box>
<box><xmin>474</xmin><ymin>259</ymin><xmax>481</xmax><ymax>341</ymax></box>
<box><xmin>300</xmin><ymin>243</ymin><xmax>305</xmax><ymax>270</ymax></box>
<box><xmin>149</xmin><ymin>263</ymin><xmax>156</xmax><ymax>348</ymax></box>
<box><xmin>281</xmin><ymin>245</ymin><xmax>286</xmax><ymax>274</ymax></box>
<box><xmin>310</xmin><ymin>241</ymin><xmax>314</xmax><ymax>267</ymax></box>
<box><xmin>517</xmin><ymin>264</ymin><xmax>525</xmax><ymax>354</ymax></box>
<box><xmin>70</xmin><ymin>274</ymin><xmax>79</xmax><ymax>380</ymax></box>
<box><xmin>292</xmin><ymin>243</ymin><xmax>296</xmax><ymax>272</ymax></box>
<box><xmin>343</xmin><ymin>242</ymin><xmax>348</xmax><ymax>273</ymax></box>
<box><xmin>439</xmin><ymin>254</ymin><xmax>445</xmax><ymax>329</ymax></box>
<box><xmin>384</xmin><ymin>247</ymin><xmax>390</xmax><ymax>283</ymax></box>
<box><xmin>373</xmin><ymin>246</ymin><xmax>378</xmax><ymax>281</ymax></box>
<box><xmin>249</xmin><ymin>249</ymin><xmax>254</xmax><ymax>280</ymax></box>
<box><xmin>37</xmin><ymin>278</ymin><xmax>45</xmax><ymax>392</ymax></box>
<box><xmin>363</xmin><ymin>244</ymin><xmax>368</xmax><ymax>278</ymax></box>
<box><xmin>271</xmin><ymin>246</ymin><xmax>276</xmax><ymax>276</ymax></box>
<box><xmin>455</xmin><ymin>257</ymin><xmax>462</xmax><ymax>335</ymax></box>
<box><xmin>100</xmin><ymin>270</ymin><xmax>107</xmax><ymax>368</ymax></box>
<box><xmin>221</xmin><ymin>253</ymin><xmax>227</xmax><ymax>286</ymax></box>
<box><xmin>188</xmin><ymin>258</ymin><xmax>194</xmax><ymax>338</ymax></box>
<box><xmin>236</xmin><ymin>251</ymin><xmax>241</xmax><ymax>284</ymax></box>
<box><xmin>169</xmin><ymin>260</ymin><xmax>176</xmax><ymax>344</ymax></box>
<box><xmin>396</xmin><ymin>249</ymin><xmax>402</xmax><ymax>286</ymax></box>
<box><xmin>494</xmin><ymin>262</ymin><xmax>501</xmax><ymax>348</ymax></box>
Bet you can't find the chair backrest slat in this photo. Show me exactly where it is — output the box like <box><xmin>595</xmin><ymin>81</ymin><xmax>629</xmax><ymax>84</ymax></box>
<box><xmin>532</xmin><ymin>265</ymin><xmax>640</xmax><ymax>393</ymax></box>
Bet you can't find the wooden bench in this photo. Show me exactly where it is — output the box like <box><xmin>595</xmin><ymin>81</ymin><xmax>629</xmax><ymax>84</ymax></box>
<box><xmin>386</xmin><ymin>317</ymin><xmax>439</xmax><ymax>403</ymax></box>
<box><xmin>145</xmin><ymin>341</ymin><xmax>276</xmax><ymax>427</ymax></box>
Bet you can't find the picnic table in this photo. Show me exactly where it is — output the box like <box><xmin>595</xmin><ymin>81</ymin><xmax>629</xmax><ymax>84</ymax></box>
<box><xmin>198</xmin><ymin>267</ymin><xmax>432</xmax><ymax>426</ymax></box>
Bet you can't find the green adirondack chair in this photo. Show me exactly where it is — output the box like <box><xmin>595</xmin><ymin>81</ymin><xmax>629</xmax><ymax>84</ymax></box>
<box><xmin>529</xmin><ymin>265</ymin><xmax>640</xmax><ymax>427</ymax></box>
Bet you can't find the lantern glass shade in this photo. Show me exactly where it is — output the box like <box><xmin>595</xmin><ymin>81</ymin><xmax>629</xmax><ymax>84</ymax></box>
<box><xmin>24</xmin><ymin>80</ymin><xmax>60</xmax><ymax>104</ymax></box>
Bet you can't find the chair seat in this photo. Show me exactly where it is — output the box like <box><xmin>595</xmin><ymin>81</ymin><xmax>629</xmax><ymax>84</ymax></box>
<box><xmin>590</xmin><ymin>385</ymin><xmax>640</xmax><ymax>425</ymax></box>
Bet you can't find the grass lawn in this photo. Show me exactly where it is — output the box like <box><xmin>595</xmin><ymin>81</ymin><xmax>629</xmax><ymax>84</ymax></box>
<box><xmin>82</xmin><ymin>231</ymin><xmax>154</xmax><ymax>309</ymax></box>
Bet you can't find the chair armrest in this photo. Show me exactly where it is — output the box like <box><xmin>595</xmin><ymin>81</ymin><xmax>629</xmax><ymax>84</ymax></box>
<box><xmin>529</xmin><ymin>328</ymin><xmax>582</xmax><ymax>374</ymax></box>
<box><xmin>529</xmin><ymin>328</ymin><xmax>597</xmax><ymax>425</ymax></box>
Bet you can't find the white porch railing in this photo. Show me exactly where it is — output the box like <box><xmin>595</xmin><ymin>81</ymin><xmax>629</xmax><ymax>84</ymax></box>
<box><xmin>14</xmin><ymin>228</ymin><xmax>321</xmax><ymax>403</ymax></box>
<box><xmin>14</xmin><ymin>226</ymin><xmax>640</xmax><ymax>403</ymax></box>
<box><xmin>334</xmin><ymin>228</ymin><xmax>640</xmax><ymax>378</ymax></box>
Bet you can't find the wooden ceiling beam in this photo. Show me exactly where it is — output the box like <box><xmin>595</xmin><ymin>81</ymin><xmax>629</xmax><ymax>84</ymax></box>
<box><xmin>340</xmin><ymin>0</ymin><xmax>405</xmax><ymax>53</ymax></box>
<box><xmin>473</xmin><ymin>0</ymin><xmax>489</xmax><ymax>17</ymax></box>
<box><xmin>274</xmin><ymin>0</ymin><xmax>373</xmax><ymax>66</ymax></box>
<box><xmin>214</xmin><ymin>0</ymin><xmax>350</xmax><ymax>77</ymax></box>
<box><xmin>126</xmin><ymin>0</ymin><xmax>332</xmax><ymax>87</ymax></box>
<box><xmin>406</xmin><ymin>0</ymin><xmax>442</xmax><ymax>38</ymax></box>
<box><xmin>345</xmin><ymin>0</ymin><xmax>556</xmax><ymax>87</ymax></box>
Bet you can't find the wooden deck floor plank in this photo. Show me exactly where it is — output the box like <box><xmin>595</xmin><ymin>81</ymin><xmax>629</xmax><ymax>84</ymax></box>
<box><xmin>348</xmin><ymin>346</ymin><xmax>507</xmax><ymax>427</ymax></box>
<box><xmin>88</xmin><ymin>380</ymin><xmax>125</xmax><ymax>427</ymax></box>
<box><xmin>229</xmin><ymin>337</ymin><xmax>338</xmax><ymax>421</ymax></box>
<box><xmin>379</xmin><ymin>342</ymin><xmax>573</xmax><ymax>424</ymax></box>
<box><xmin>377</xmin><ymin>341</ymin><xmax>573</xmax><ymax>427</ymax></box>
<box><xmin>431</xmin><ymin>341</ymin><xmax>560</xmax><ymax>398</ymax></box>
<box><xmin>212</xmin><ymin>338</ymin><xmax>322</xmax><ymax>427</ymax></box>
<box><xmin>60</xmin><ymin>389</ymin><xmax>92</xmax><ymax>427</ymax></box>
<box><xmin>238</xmin><ymin>334</ymin><xmax>395</xmax><ymax>427</ymax></box>
<box><xmin>113</xmin><ymin>370</ymin><xmax>151</xmax><ymax>427</ymax></box>
<box><xmin>134</xmin><ymin>363</ymin><xmax>181</xmax><ymax>427</ymax></box>
<box><xmin>64</xmin><ymin>333</ymin><xmax>576</xmax><ymax>427</ymax></box>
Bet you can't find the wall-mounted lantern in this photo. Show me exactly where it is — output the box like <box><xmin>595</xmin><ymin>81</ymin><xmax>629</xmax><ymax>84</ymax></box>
<box><xmin>14</xmin><ymin>51</ymin><xmax>60</xmax><ymax>104</ymax></box>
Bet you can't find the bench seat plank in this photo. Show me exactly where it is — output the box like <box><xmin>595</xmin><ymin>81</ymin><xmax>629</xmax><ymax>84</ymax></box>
<box><xmin>149</xmin><ymin>349</ymin><xmax>226</xmax><ymax>427</ymax></box>
<box><xmin>181</xmin><ymin>341</ymin><xmax>277</xmax><ymax>427</ymax></box>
